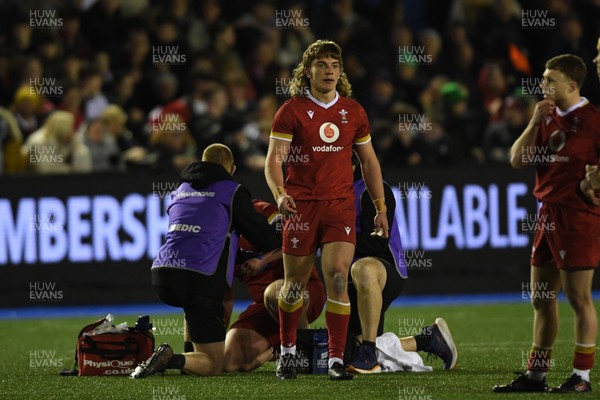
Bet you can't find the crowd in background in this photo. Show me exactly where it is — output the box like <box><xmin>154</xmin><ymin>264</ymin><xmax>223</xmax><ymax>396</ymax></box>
<box><xmin>0</xmin><ymin>0</ymin><xmax>599</xmax><ymax>175</ymax></box>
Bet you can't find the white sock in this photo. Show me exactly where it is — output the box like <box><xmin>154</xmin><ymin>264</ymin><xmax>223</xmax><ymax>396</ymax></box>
<box><xmin>526</xmin><ymin>370</ymin><xmax>546</xmax><ymax>382</ymax></box>
<box><xmin>280</xmin><ymin>345</ymin><xmax>296</xmax><ymax>356</ymax></box>
<box><xmin>573</xmin><ymin>368</ymin><xmax>590</xmax><ymax>382</ymax></box>
<box><xmin>328</xmin><ymin>357</ymin><xmax>343</xmax><ymax>368</ymax></box>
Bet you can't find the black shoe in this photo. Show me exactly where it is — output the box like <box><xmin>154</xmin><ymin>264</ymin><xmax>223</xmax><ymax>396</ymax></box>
<box><xmin>493</xmin><ymin>372</ymin><xmax>548</xmax><ymax>393</ymax></box>
<box><xmin>276</xmin><ymin>353</ymin><xmax>297</xmax><ymax>380</ymax></box>
<box><xmin>550</xmin><ymin>373</ymin><xmax>592</xmax><ymax>393</ymax></box>
<box><xmin>328</xmin><ymin>362</ymin><xmax>353</xmax><ymax>380</ymax></box>
<box><xmin>130</xmin><ymin>343</ymin><xmax>173</xmax><ymax>379</ymax></box>
<box><xmin>423</xmin><ymin>318</ymin><xmax>457</xmax><ymax>369</ymax></box>
<box><xmin>347</xmin><ymin>345</ymin><xmax>381</xmax><ymax>374</ymax></box>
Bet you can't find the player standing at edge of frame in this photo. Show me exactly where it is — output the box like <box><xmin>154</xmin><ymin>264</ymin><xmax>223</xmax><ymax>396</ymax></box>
<box><xmin>265</xmin><ymin>39</ymin><xmax>389</xmax><ymax>380</ymax></box>
<box><xmin>494</xmin><ymin>54</ymin><xmax>600</xmax><ymax>393</ymax></box>
<box><xmin>580</xmin><ymin>37</ymin><xmax>600</xmax><ymax>205</ymax></box>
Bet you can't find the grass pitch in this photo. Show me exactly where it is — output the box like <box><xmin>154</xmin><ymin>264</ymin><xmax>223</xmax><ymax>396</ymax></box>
<box><xmin>0</xmin><ymin>301</ymin><xmax>597</xmax><ymax>400</ymax></box>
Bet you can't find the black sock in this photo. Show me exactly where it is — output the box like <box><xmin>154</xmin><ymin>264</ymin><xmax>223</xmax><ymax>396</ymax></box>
<box><xmin>183</xmin><ymin>341</ymin><xmax>194</xmax><ymax>353</ymax></box>
<box><xmin>166</xmin><ymin>354</ymin><xmax>186</xmax><ymax>369</ymax></box>
<box><xmin>414</xmin><ymin>331</ymin><xmax>432</xmax><ymax>352</ymax></box>
<box><xmin>362</xmin><ymin>340</ymin><xmax>376</xmax><ymax>350</ymax></box>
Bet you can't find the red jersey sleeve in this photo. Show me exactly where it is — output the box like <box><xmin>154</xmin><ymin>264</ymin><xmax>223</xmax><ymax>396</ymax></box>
<box><xmin>270</xmin><ymin>100</ymin><xmax>296</xmax><ymax>142</ymax></box>
<box><xmin>353</xmin><ymin>103</ymin><xmax>372</xmax><ymax>146</ymax></box>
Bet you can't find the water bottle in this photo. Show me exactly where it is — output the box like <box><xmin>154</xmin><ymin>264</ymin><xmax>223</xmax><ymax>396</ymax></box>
<box><xmin>312</xmin><ymin>330</ymin><xmax>328</xmax><ymax>374</ymax></box>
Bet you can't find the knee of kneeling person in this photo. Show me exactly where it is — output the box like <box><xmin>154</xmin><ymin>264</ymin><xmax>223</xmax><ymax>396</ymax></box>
<box><xmin>264</xmin><ymin>280</ymin><xmax>279</xmax><ymax>305</ymax></box>
<box><xmin>351</xmin><ymin>259</ymin><xmax>380</xmax><ymax>289</ymax></box>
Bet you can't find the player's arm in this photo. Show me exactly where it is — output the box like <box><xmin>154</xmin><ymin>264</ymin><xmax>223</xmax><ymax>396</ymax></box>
<box><xmin>510</xmin><ymin>99</ymin><xmax>556</xmax><ymax>169</ymax></box>
<box><xmin>356</xmin><ymin>183</ymin><xmax>396</xmax><ymax>255</ymax></box>
<box><xmin>265</xmin><ymin>137</ymin><xmax>297</xmax><ymax>214</ymax></box>
<box><xmin>354</xmin><ymin>142</ymin><xmax>389</xmax><ymax>238</ymax></box>
<box><xmin>586</xmin><ymin>164</ymin><xmax>600</xmax><ymax>190</ymax></box>
<box><xmin>580</xmin><ymin>164</ymin><xmax>600</xmax><ymax>206</ymax></box>
<box><xmin>232</xmin><ymin>187</ymin><xmax>281</xmax><ymax>251</ymax></box>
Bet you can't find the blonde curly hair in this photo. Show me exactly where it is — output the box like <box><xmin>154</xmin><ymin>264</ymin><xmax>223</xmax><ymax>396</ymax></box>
<box><xmin>290</xmin><ymin>40</ymin><xmax>352</xmax><ymax>97</ymax></box>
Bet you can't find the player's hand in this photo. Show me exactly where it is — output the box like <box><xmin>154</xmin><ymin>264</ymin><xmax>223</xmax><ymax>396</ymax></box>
<box><xmin>584</xmin><ymin>164</ymin><xmax>600</xmax><ymax>190</ymax></box>
<box><xmin>372</xmin><ymin>212</ymin><xmax>389</xmax><ymax>238</ymax></box>
<box><xmin>531</xmin><ymin>98</ymin><xmax>556</xmax><ymax>125</ymax></box>
<box><xmin>276</xmin><ymin>194</ymin><xmax>297</xmax><ymax>215</ymax></box>
<box><xmin>239</xmin><ymin>258</ymin><xmax>264</xmax><ymax>279</ymax></box>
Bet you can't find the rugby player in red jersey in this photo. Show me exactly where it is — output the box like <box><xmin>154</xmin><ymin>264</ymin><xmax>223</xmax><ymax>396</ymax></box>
<box><xmin>580</xmin><ymin>37</ymin><xmax>600</xmax><ymax>206</ymax></box>
<box><xmin>223</xmin><ymin>200</ymin><xmax>326</xmax><ymax>372</ymax></box>
<box><xmin>265</xmin><ymin>40</ymin><xmax>388</xmax><ymax>380</ymax></box>
<box><xmin>494</xmin><ymin>54</ymin><xmax>600</xmax><ymax>393</ymax></box>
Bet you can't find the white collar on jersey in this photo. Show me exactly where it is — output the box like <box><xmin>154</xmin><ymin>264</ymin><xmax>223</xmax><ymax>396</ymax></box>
<box><xmin>556</xmin><ymin>96</ymin><xmax>588</xmax><ymax>117</ymax></box>
<box><xmin>307</xmin><ymin>90</ymin><xmax>339</xmax><ymax>109</ymax></box>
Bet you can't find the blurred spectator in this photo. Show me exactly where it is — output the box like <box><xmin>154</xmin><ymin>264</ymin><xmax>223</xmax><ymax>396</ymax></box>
<box><xmin>56</xmin><ymin>82</ymin><xmax>85</xmax><ymax>130</ymax></box>
<box><xmin>21</xmin><ymin>110</ymin><xmax>92</xmax><ymax>174</ymax></box>
<box><xmin>419</xmin><ymin>75</ymin><xmax>449</xmax><ymax>119</ymax></box>
<box><xmin>0</xmin><ymin>106</ymin><xmax>27</xmax><ymax>174</ymax></box>
<box><xmin>60</xmin><ymin>53</ymin><xmax>84</xmax><ymax>83</ymax></box>
<box><xmin>244</xmin><ymin>35</ymin><xmax>282</xmax><ymax>97</ymax></box>
<box><xmin>368</xmin><ymin>70</ymin><xmax>397</xmax><ymax>122</ymax></box>
<box><xmin>35</xmin><ymin>34</ymin><xmax>63</xmax><ymax>79</ymax></box>
<box><xmin>193</xmin><ymin>0</ymin><xmax>223</xmax><ymax>53</ymax></box>
<box><xmin>155</xmin><ymin>0</ymin><xmax>205</xmax><ymax>54</ymax></box>
<box><xmin>478</xmin><ymin>62</ymin><xmax>508</xmax><ymax>124</ymax></box>
<box><xmin>151</xmin><ymin>72</ymin><xmax>180</xmax><ymax>111</ymax></box>
<box><xmin>7</xmin><ymin>15</ymin><xmax>33</xmax><ymax>60</ymax></box>
<box><xmin>447</xmin><ymin>41</ymin><xmax>483</xmax><ymax>109</ymax></box>
<box><xmin>276</xmin><ymin>2</ymin><xmax>315</xmax><ymax>68</ymax></box>
<box><xmin>81</xmin><ymin>69</ymin><xmax>109</xmax><ymax>119</ymax></box>
<box><xmin>93</xmin><ymin>51</ymin><xmax>113</xmax><ymax>87</ymax></box>
<box><xmin>546</xmin><ymin>13</ymin><xmax>593</xmax><ymax>61</ymax></box>
<box><xmin>209</xmin><ymin>22</ymin><xmax>244</xmax><ymax>80</ymax></box>
<box><xmin>190</xmin><ymin>84</ymin><xmax>229</xmax><ymax>151</ymax></box>
<box><xmin>412</xmin><ymin>117</ymin><xmax>451</xmax><ymax>166</ymax></box>
<box><xmin>80</xmin><ymin>117</ymin><xmax>123</xmax><ymax>172</ymax></box>
<box><xmin>254</xmin><ymin>94</ymin><xmax>278</xmax><ymax>145</ymax></box>
<box><xmin>391</xmin><ymin>25</ymin><xmax>427</xmax><ymax>108</ymax></box>
<box><xmin>418</xmin><ymin>28</ymin><xmax>445</xmax><ymax>80</ymax></box>
<box><xmin>152</xmin><ymin>16</ymin><xmax>190</xmax><ymax>83</ymax></box>
<box><xmin>81</xmin><ymin>0</ymin><xmax>125</xmax><ymax>56</ymax></box>
<box><xmin>223</xmin><ymin>71</ymin><xmax>255</xmax><ymax>122</ymax></box>
<box><xmin>483</xmin><ymin>96</ymin><xmax>527</xmax><ymax>163</ymax></box>
<box><xmin>10</xmin><ymin>86</ymin><xmax>44</xmax><ymax>139</ymax></box>
<box><xmin>148</xmin><ymin>113</ymin><xmax>197</xmax><ymax>172</ymax></box>
<box><xmin>109</xmin><ymin>72</ymin><xmax>147</xmax><ymax>146</ymax></box>
<box><xmin>59</xmin><ymin>6</ymin><xmax>90</xmax><ymax>59</ymax></box>
<box><xmin>222</xmin><ymin>115</ymin><xmax>265</xmax><ymax>172</ymax></box>
<box><xmin>439</xmin><ymin>81</ymin><xmax>487</xmax><ymax>164</ymax></box>
<box><xmin>100</xmin><ymin>104</ymin><xmax>149</xmax><ymax>167</ymax></box>
<box><xmin>234</xmin><ymin>0</ymin><xmax>274</xmax><ymax>61</ymax></box>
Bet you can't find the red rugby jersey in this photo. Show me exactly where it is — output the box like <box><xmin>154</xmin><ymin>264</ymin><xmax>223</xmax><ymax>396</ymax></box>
<box><xmin>533</xmin><ymin>98</ymin><xmax>600</xmax><ymax>215</ymax></box>
<box><xmin>270</xmin><ymin>92</ymin><xmax>371</xmax><ymax>200</ymax></box>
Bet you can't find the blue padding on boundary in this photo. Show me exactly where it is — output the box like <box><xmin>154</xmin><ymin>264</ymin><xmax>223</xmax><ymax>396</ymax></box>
<box><xmin>1</xmin><ymin>291</ymin><xmax>599</xmax><ymax>320</ymax></box>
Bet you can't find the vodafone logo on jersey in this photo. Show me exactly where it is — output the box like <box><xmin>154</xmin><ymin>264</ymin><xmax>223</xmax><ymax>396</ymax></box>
<box><xmin>319</xmin><ymin>122</ymin><xmax>340</xmax><ymax>143</ymax></box>
<box><xmin>315</xmin><ymin>122</ymin><xmax>343</xmax><ymax>152</ymax></box>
